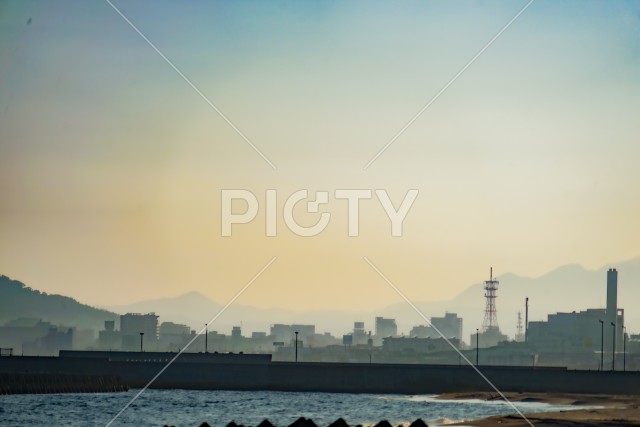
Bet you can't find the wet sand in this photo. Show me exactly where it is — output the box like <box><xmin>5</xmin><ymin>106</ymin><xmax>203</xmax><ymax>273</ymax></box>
<box><xmin>438</xmin><ymin>392</ymin><xmax>640</xmax><ymax>426</ymax></box>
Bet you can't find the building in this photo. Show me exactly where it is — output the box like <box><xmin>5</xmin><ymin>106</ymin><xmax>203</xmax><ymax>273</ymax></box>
<box><xmin>23</xmin><ymin>326</ymin><xmax>73</xmax><ymax>356</ymax></box>
<box><xmin>159</xmin><ymin>322</ymin><xmax>190</xmax><ymax>337</ymax></box>
<box><xmin>410</xmin><ymin>313</ymin><xmax>463</xmax><ymax>342</ymax></box>
<box><xmin>526</xmin><ymin>268</ymin><xmax>625</xmax><ymax>355</ymax></box>
<box><xmin>352</xmin><ymin>321</ymin><xmax>369</xmax><ymax>345</ymax></box>
<box><xmin>409</xmin><ymin>325</ymin><xmax>430</xmax><ymax>338</ymax></box>
<box><xmin>0</xmin><ymin>318</ymin><xmax>57</xmax><ymax>354</ymax></box>
<box><xmin>527</xmin><ymin>308</ymin><xmax>607</xmax><ymax>352</ymax></box>
<box><xmin>158</xmin><ymin>322</ymin><xmax>191</xmax><ymax>352</ymax></box>
<box><xmin>269</xmin><ymin>324</ymin><xmax>315</xmax><ymax>344</ymax></box>
<box><xmin>98</xmin><ymin>320</ymin><xmax>120</xmax><ymax>350</ymax></box>
<box><xmin>231</xmin><ymin>326</ymin><xmax>242</xmax><ymax>339</ymax></box>
<box><xmin>382</xmin><ymin>336</ymin><xmax>459</xmax><ymax>354</ymax></box>
<box><xmin>375</xmin><ymin>317</ymin><xmax>397</xmax><ymax>338</ymax></box>
<box><xmin>306</xmin><ymin>332</ymin><xmax>341</xmax><ymax>348</ymax></box>
<box><xmin>120</xmin><ymin>313</ymin><xmax>159</xmax><ymax>351</ymax></box>
<box><xmin>470</xmin><ymin>327</ymin><xmax>509</xmax><ymax>349</ymax></box>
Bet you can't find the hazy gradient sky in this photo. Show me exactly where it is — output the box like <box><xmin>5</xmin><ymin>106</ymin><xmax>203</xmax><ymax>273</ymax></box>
<box><xmin>1</xmin><ymin>0</ymin><xmax>639</xmax><ymax>314</ymax></box>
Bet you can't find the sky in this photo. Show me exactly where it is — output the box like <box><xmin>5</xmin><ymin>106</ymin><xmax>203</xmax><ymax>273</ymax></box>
<box><xmin>1</xmin><ymin>0</ymin><xmax>639</xmax><ymax>317</ymax></box>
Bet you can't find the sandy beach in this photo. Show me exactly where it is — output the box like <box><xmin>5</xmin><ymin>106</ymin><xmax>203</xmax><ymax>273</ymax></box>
<box><xmin>439</xmin><ymin>392</ymin><xmax>640</xmax><ymax>426</ymax></box>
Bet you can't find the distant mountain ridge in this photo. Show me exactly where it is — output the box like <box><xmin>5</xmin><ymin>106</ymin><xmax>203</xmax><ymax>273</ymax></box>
<box><xmin>384</xmin><ymin>257</ymin><xmax>640</xmax><ymax>340</ymax></box>
<box><xmin>107</xmin><ymin>292</ymin><xmax>297</xmax><ymax>336</ymax></box>
<box><xmin>3</xmin><ymin>257</ymin><xmax>639</xmax><ymax>342</ymax></box>
<box><xmin>106</xmin><ymin>257</ymin><xmax>640</xmax><ymax>340</ymax></box>
<box><xmin>0</xmin><ymin>275</ymin><xmax>117</xmax><ymax>330</ymax></box>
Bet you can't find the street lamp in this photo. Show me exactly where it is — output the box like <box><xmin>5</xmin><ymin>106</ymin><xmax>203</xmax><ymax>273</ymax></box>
<box><xmin>525</xmin><ymin>297</ymin><xmax>529</xmax><ymax>343</ymax></box>
<box><xmin>476</xmin><ymin>328</ymin><xmax>479</xmax><ymax>366</ymax></box>
<box><xmin>623</xmin><ymin>326</ymin><xmax>627</xmax><ymax>372</ymax></box>
<box><xmin>205</xmin><ymin>323</ymin><xmax>208</xmax><ymax>353</ymax></box>
<box><xmin>140</xmin><ymin>332</ymin><xmax>144</xmax><ymax>353</ymax></box>
<box><xmin>598</xmin><ymin>320</ymin><xmax>604</xmax><ymax>371</ymax></box>
<box><xmin>295</xmin><ymin>331</ymin><xmax>299</xmax><ymax>363</ymax></box>
<box><xmin>611</xmin><ymin>322</ymin><xmax>616</xmax><ymax>371</ymax></box>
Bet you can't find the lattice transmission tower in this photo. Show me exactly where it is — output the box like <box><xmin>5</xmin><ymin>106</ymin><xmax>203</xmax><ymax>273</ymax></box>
<box><xmin>481</xmin><ymin>267</ymin><xmax>500</xmax><ymax>332</ymax></box>
<box><xmin>516</xmin><ymin>311</ymin><xmax>524</xmax><ymax>342</ymax></box>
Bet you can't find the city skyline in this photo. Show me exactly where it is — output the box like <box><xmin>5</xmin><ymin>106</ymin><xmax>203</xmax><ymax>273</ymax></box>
<box><xmin>1</xmin><ymin>261</ymin><xmax>639</xmax><ymax>375</ymax></box>
<box><xmin>3</xmin><ymin>257</ymin><xmax>639</xmax><ymax>340</ymax></box>
<box><xmin>1</xmin><ymin>265</ymin><xmax>636</xmax><ymax>372</ymax></box>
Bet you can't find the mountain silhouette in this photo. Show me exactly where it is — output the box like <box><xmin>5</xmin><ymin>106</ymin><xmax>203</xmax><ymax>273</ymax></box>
<box><xmin>105</xmin><ymin>258</ymin><xmax>640</xmax><ymax>340</ymax></box>
<box><xmin>382</xmin><ymin>257</ymin><xmax>640</xmax><ymax>340</ymax></box>
<box><xmin>0</xmin><ymin>275</ymin><xmax>118</xmax><ymax>330</ymax></box>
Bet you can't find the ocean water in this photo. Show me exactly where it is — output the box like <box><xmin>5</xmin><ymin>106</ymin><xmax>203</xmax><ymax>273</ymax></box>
<box><xmin>0</xmin><ymin>390</ymin><xmax>578</xmax><ymax>427</ymax></box>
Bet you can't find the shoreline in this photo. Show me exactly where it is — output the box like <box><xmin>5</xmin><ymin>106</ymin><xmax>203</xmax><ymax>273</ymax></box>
<box><xmin>438</xmin><ymin>392</ymin><xmax>640</xmax><ymax>426</ymax></box>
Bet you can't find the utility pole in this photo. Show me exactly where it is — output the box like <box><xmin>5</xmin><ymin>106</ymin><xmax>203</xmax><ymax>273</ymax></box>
<box><xmin>598</xmin><ymin>320</ymin><xmax>604</xmax><ymax>371</ymax></box>
<box><xmin>525</xmin><ymin>297</ymin><xmax>529</xmax><ymax>343</ymax></box>
<box><xmin>140</xmin><ymin>332</ymin><xmax>144</xmax><ymax>353</ymax></box>
<box><xmin>623</xmin><ymin>326</ymin><xmax>627</xmax><ymax>372</ymax></box>
<box><xmin>205</xmin><ymin>323</ymin><xmax>208</xmax><ymax>353</ymax></box>
<box><xmin>611</xmin><ymin>322</ymin><xmax>616</xmax><ymax>371</ymax></box>
<box><xmin>476</xmin><ymin>328</ymin><xmax>479</xmax><ymax>366</ymax></box>
<box><xmin>295</xmin><ymin>331</ymin><xmax>299</xmax><ymax>363</ymax></box>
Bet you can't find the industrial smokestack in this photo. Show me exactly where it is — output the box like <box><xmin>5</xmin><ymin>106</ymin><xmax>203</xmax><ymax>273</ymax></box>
<box><xmin>607</xmin><ymin>269</ymin><xmax>618</xmax><ymax>319</ymax></box>
<box><xmin>606</xmin><ymin>268</ymin><xmax>618</xmax><ymax>353</ymax></box>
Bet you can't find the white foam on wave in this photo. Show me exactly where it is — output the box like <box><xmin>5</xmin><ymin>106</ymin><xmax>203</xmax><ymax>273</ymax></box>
<box><xmin>431</xmin><ymin>417</ymin><xmax>465</xmax><ymax>425</ymax></box>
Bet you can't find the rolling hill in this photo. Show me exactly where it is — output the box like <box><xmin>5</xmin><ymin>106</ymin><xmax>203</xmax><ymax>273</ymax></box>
<box><xmin>0</xmin><ymin>275</ymin><xmax>118</xmax><ymax>330</ymax></box>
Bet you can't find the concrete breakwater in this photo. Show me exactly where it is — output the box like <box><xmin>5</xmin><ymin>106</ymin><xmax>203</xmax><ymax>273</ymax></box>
<box><xmin>189</xmin><ymin>418</ymin><xmax>429</xmax><ymax>427</ymax></box>
<box><xmin>0</xmin><ymin>372</ymin><xmax>128</xmax><ymax>394</ymax></box>
<box><xmin>1</xmin><ymin>351</ymin><xmax>640</xmax><ymax>395</ymax></box>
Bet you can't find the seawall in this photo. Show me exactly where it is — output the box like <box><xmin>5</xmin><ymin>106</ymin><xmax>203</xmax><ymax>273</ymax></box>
<box><xmin>0</xmin><ymin>372</ymin><xmax>128</xmax><ymax>394</ymax></box>
<box><xmin>1</xmin><ymin>352</ymin><xmax>639</xmax><ymax>395</ymax></box>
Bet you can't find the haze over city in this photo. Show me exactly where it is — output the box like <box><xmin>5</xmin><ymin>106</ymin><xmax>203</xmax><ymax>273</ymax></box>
<box><xmin>1</xmin><ymin>0</ymin><xmax>639</xmax><ymax>316</ymax></box>
<box><xmin>3</xmin><ymin>3</ymin><xmax>640</xmax><ymax>426</ymax></box>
